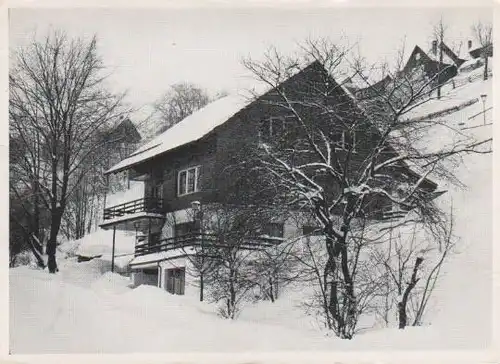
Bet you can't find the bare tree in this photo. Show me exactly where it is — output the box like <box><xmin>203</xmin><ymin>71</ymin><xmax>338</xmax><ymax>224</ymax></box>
<box><xmin>153</xmin><ymin>82</ymin><xmax>211</xmax><ymax>134</ymax></box>
<box><xmin>10</xmin><ymin>30</ymin><xmax>127</xmax><ymax>273</ymax></box>
<box><xmin>9</xmin><ymin>128</ymin><xmax>50</xmax><ymax>267</ymax></box>
<box><xmin>192</xmin><ymin>204</ymin><xmax>279</xmax><ymax>318</ymax></box>
<box><xmin>368</xmin><ymin>207</ymin><xmax>455</xmax><ymax>329</ymax></box>
<box><xmin>252</xmin><ymin>240</ymin><xmax>300</xmax><ymax>302</ymax></box>
<box><xmin>472</xmin><ymin>21</ymin><xmax>493</xmax><ymax>80</ymax></box>
<box><xmin>433</xmin><ymin>17</ymin><xmax>448</xmax><ymax>99</ymax></box>
<box><xmin>240</xmin><ymin>38</ymin><xmax>491</xmax><ymax>338</ymax></box>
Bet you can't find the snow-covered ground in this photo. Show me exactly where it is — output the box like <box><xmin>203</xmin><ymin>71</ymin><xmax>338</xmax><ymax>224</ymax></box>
<box><xmin>9</xmin><ymin>258</ymin><xmax>485</xmax><ymax>354</ymax></box>
<box><xmin>9</xmin><ymin>68</ymin><xmax>493</xmax><ymax>354</ymax></box>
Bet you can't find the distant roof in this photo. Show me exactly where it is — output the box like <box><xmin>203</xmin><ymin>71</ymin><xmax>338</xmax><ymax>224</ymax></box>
<box><xmin>426</xmin><ymin>43</ymin><xmax>464</xmax><ymax>66</ymax></box>
<box><xmin>105</xmin><ymin>94</ymin><xmax>254</xmax><ymax>174</ymax></box>
<box><xmin>102</xmin><ymin>117</ymin><xmax>142</xmax><ymax>145</ymax></box>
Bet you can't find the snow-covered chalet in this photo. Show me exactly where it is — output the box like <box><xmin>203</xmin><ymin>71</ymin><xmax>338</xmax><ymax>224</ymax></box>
<box><xmin>100</xmin><ymin>61</ymin><xmax>439</xmax><ymax>295</ymax></box>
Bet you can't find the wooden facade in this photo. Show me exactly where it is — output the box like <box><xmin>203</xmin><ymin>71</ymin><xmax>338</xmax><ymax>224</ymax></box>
<box><xmin>102</xmin><ymin>61</ymin><xmax>438</xmax><ymax>263</ymax></box>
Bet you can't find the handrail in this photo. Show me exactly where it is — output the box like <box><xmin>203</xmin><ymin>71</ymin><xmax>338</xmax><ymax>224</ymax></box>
<box><xmin>134</xmin><ymin>232</ymin><xmax>279</xmax><ymax>257</ymax></box>
<box><xmin>103</xmin><ymin>197</ymin><xmax>164</xmax><ymax>220</ymax></box>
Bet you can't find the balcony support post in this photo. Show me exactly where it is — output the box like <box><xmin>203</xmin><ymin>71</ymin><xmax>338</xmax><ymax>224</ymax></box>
<box><xmin>148</xmin><ymin>218</ymin><xmax>152</xmax><ymax>251</ymax></box>
<box><xmin>111</xmin><ymin>225</ymin><xmax>116</xmax><ymax>273</ymax></box>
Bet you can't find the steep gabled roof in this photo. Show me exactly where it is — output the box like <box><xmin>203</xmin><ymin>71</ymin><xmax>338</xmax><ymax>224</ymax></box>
<box><xmin>105</xmin><ymin>61</ymin><xmax>329</xmax><ymax>175</ymax></box>
<box><xmin>403</xmin><ymin>45</ymin><xmax>458</xmax><ymax>75</ymax></box>
<box><xmin>427</xmin><ymin>43</ymin><xmax>466</xmax><ymax>67</ymax></box>
<box><xmin>439</xmin><ymin>43</ymin><xmax>466</xmax><ymax>67</ymax></box>
<box><xmin>101</xmin><ymin>117</ymin><xmax>142</xmax><ymax>145</ymax></box>
<box><xmin>105</xmin><ymin>61</ymin><xmax>438</xmax><ymax>193</ymax></box>
<box><xmin>105</xmin><ymin>94</ymin><xmax>253</xmax><ymax>174</ymax></box>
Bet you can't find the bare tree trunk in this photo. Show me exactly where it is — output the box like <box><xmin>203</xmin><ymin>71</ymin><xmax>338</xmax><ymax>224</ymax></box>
<box><xmin>398</xmin><ymin>257</ymin><xmax>423</xmax><ymax>329</ymax></box>
<box><xmin>47</xmin><ymin>208</ymin><xmax>63</xmax><ymax>273</ymax></box>
<box><xmin>483</xmin><ymin>55</ymin><xmax>489</xmax><ymax>80</ymax></box>
<box><xmin>200</xmin><ymin>271</ymin><xmax>204</xmax><ymax>302</ymax></box>
<box><xmin>268</xmin><ymin>276</ymin><xmax>275</xmax><ymax>302</ymax></box>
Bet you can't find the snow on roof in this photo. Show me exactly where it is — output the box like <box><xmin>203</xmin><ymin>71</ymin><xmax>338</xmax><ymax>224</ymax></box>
<box><xmin>105</xmin><ymin>86</ymin><xmax>267</xmax><ymax>174</ymax></box>
<box><xmin>105</xmin><ymin>93</ymin><xmax>257</xmax><ymax>174</ymax></box>
<box><xmin>426</xmin><ymin>48</ymin><xmax>459</xmax><ymax>66</ymax></box>
<box><xmin>105</xmin><ymin>61</ymin><xmax>344</xmax><ymax>175</ymax></box>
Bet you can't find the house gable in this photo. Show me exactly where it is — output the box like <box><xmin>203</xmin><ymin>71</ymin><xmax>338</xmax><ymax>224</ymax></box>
<box><xmin>104</xmin><ymin>60</ymin><xmax>438</xmax><ymax>219</ymax></box>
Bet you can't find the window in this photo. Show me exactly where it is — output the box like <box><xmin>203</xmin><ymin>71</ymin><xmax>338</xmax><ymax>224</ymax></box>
<box><xmin>333</xmin><ymin>131</ymin><xmax>357</xmax><ymax>152</ymax></box>
<box><xmin>174</xmin><ymin>222</ymin><xmax>196</xmax><ymax>237</ymax></box>
<box><xmin>259</xmin><ymin>117</ymin><xmax>286</xmax><ymax>142</ymax></box>
<box><xmin>302</xmin><ymin>225</ymin><xmax>322</xmax><ymax>236</ymax></box>
<box><xmin>177</xmin><ymin>166</ymin><xmax>201</xmax><ymax>196</ymax></box>
<box><xmin>151</xmin><ymin>181</ymin><xmax>163</xmax><ymax>199</ymax></box>
<box><xmin>149</xmin><ymin>232</ymin><xmax>161</xmax><ymax>252</ymax></box>
<box><xmin>165</xmin><ymin>268</ymin><xmax>185</xmax><ymax>295</ymax></box>
<box><xmin>263</xmin><ymin>223</ymin><xmax>284</xmax><ymax>238</ymax></box>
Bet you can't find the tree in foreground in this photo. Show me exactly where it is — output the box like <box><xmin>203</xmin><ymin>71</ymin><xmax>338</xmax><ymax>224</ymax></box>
<box><xmin>189</xmin><ymin>204</ymin><xmax>284</xmax><ymax>318</ymax></box>
<box><xmin>366</xmin><ymin>206</ymin><xmax>455</xmax><ymax>329</ymax></box>
<box><xmin>10</xmin><ymin>30</ymin><xmax>127</xmax><ymax>272</ymax></box>
<box><xmin>241</xmin><ymin>38</ymin><xmax>491</xmax><ymax>338</ymax></box>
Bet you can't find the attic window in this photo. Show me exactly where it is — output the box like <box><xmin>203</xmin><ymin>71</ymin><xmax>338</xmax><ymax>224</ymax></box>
<box><xmin>258</xmin><ymin>117</ymin><xmax>286</xmax><ymax>143</ymax></box>
<box><xmin>333</xmin><ymin>131</ymin><xmax>357</xmax><ymax>152</ymax></box>
<box><xmin>415</xmin><ymin>53</ymin><xmax>421</xmax><ymax>61</ymax></box>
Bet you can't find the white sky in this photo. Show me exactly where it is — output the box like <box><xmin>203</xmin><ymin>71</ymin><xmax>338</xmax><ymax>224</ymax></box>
<box><xmin>9</xmin><ymin>6</ymin><xmax>492</xmax><ymax>121</ymax></box>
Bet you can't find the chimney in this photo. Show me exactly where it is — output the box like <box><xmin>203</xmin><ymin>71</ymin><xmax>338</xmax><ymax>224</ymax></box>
<box><xmin>468</xmin><ymin>40</ymin><xmax>472</xmax><ymax>49</ymax></box>
<box><xmin>432</xmin><ymin>40</ymin><xmax>438</xmax><ymax>55</ymax></box>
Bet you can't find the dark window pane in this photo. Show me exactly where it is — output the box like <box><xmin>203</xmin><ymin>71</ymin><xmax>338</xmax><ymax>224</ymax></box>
<box><xmin>302</xmin><ymin>225</ymin><xmax>322</xmax><ymax>236</ymax></box>
<box><xmin>187</xmin><ymin>168</ymin><xmax>196</xmax><ymax>193</ymax></box>
<box><xmin>264</xmin><ymin>223</ymin><xmax>284</xmax><ymax>238</ymax></box>
<box><xmin>272</xmin><ymin>117</ymin><xmax>285</xmax><ymax>137</ymax></box>
<box><xmin>174</xmin><ymin>222</ymin><xmax>196</xmax><ymax>237</ymax></box>
<box><xmin>195</xmin><ymin>167</ymin><xmax>201</xmax><ymax>192</ymax></box>
<box><xmin>259</xmin><ymin>119</ymin><xmax>272</xmax><ymax>142</ymax></box>
<box><xmin>149</xmin><ymin>233</ymin><xmax>161</xmax><ymax>246</ymax></box>
<box><xmin>178</xmin><ymin>170</ymin><xmax>187</xmax><ymax>195</ymax></box>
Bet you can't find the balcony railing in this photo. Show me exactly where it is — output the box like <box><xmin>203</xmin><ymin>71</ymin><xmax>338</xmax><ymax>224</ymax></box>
<box><xmin>103</xmin><ymin>197</ymin><xmax>164</xmax><ymax>220</ymax></box>
<box><xmin>134</xmin><ymin>232</ymin><xmax>279</xmax><ymax>257</ymax></box>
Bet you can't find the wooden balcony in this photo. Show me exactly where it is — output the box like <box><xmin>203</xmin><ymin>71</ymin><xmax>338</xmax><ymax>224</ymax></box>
<box><xmin>134</xmin><ymin>232</ymin><xmax>280</xmax><ymax>258</ymax></box>
<box><xmin>100</xmin><ymin>197</ymin><xmax>166</xmax><ymax>231</ymax></box>
<box><xmin>103</xmin><ymin>197</ymin><xmax>164</xmax><ymax>220</ymax></box>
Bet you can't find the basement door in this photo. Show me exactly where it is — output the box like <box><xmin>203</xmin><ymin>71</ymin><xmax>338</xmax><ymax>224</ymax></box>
<box><xmin>165</xmin><ymin>267</ymin><xmax>185</xmax><ymax>295</ymax></box>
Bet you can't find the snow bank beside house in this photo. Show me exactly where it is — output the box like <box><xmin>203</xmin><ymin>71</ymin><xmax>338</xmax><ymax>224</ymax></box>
<box><xmin>90</xmin><ymin>271</ymin><xmax>132</xmax><ymax>294</ymax></box>
<box><xmin>55</xmin><ymin>229</ymin><xmax>136</xmax><ymax>272</ymax></box>
<box><xmin>73</xmin><ymin>228</ymin><xmax>136</xmax><ymax>258</ymax></box>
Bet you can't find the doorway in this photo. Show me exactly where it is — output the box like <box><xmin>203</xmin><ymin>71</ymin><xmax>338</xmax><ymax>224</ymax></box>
<box><xmin>165</xmin><ymin>267</ymin><xmax>185</xmax><ymax>295</ymax></box>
